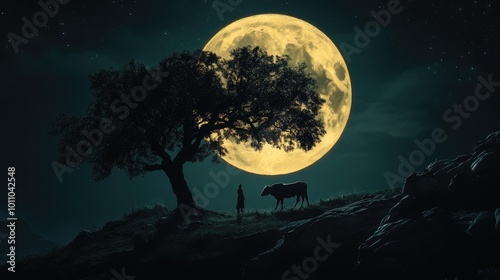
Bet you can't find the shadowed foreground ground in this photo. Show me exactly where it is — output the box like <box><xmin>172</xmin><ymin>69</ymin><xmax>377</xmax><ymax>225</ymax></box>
<box><xmin>3</xmin><ymin>131</ymin><xmax>500</xmax><ymax>280</ymax></box>
<box><xmin>1</xmin><ymin>191</ymin><xmax>380</xmax><ymax>279</ymax></box>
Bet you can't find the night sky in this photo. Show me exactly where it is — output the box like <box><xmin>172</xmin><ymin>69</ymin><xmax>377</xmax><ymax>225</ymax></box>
<box><xmin>1</xmin><ymin>0</ymin><xmax>499</xmax><ymax>244</ymax></box>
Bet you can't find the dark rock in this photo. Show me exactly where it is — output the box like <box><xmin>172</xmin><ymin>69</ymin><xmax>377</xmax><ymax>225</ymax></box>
<box><xmin>402</xmin><ymin>131</ymin><xmax>500</xmax><ymax>211</ymax></box>
<box><xmin>402</xmin><ymin>173</ymin><xmax>444</xmax><ymax>202</ymax></box>
<box><xmin>243</xmin><ymin>194</ymin><xmax>402</xmax><ymax>280</ymax></box>
<box><xmin>381</xmin><ymin>195</ymin><xmax>420</xmax><ymax>224</ymax></box>
<box><xmin>245</xmin><ymin>131</ymin><xmax>500</xmax><ymax>280</ymax></box>
<box><xmin>466</xmin><ymin>211</ymin><xmax>496</xmax><ymax>236</ymax></box>
<box><xmin>359</xmin><ymin>207</ymin><xmax>466</xmax><ymax>277</ymax></box>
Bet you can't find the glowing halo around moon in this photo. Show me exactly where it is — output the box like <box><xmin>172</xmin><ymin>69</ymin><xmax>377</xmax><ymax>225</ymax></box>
<box><xmin>203</xmin><ymin>14</ymin><xmax>352</xmax><ymax>175</ymax></box>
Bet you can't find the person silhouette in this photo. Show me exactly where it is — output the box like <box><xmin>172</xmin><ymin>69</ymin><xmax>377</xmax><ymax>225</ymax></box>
<box><xmin>236</xmin><ymin>184</ymin><xmax>245</xmax><ymax>214</ymax></box>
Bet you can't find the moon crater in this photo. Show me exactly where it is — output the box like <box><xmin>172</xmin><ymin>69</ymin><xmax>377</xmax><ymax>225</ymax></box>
<box><xmin>203</xmin><ymin>14</ymin><xmax>352</xmax><ymax>175</ymax></box>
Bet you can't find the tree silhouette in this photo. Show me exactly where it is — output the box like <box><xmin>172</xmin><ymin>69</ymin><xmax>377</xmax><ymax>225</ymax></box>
<box><xmin>51</xmin><ymin>46</ymin><xmax>325</xmax><ymax>210</ymax></box>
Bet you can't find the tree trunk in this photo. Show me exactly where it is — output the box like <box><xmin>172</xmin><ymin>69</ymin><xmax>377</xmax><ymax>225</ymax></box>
<box><xmin>164</xmin><ymin>164</ymin><xmax>196</xmax><ymax>209</ymax></box>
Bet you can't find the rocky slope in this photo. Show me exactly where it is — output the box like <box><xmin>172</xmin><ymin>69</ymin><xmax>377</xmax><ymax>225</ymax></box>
<box><xmin>2</xmin><ymin>131</ymin><xmax>499</xmax><ymax>280</ymax></box>
<box><xmin>245</xmin><ymin>131</ymin><xmax>500</xmax><ymax>280</ymax></box>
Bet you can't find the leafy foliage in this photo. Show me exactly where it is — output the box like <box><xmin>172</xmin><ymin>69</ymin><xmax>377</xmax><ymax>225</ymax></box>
<box><xmin>52</xmin><ymin>46</ymin><xmax>325</xmax><ymax>183</ymax></box>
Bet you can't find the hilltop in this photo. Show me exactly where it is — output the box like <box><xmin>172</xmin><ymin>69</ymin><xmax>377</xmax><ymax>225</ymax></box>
<box><xmin>3</xmin><ymin>131</ymin><xmax>500</xmax><ymax>280</ymax></box>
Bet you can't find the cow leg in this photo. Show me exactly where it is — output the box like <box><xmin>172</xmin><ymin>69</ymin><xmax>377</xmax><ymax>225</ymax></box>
<box><xmin>293</xmin><ymin>196</ymin><xmax>300</xmax><ymax>208</ymax></box>
<box><xmin>305</xmin><ymin>196</ymin><xmax>310</xmax><ymax>207</ymax></box>
<box><xmin>274</xmin><ymin>199</ymin><xmax>280</xmax><ymax>210</ymax></box>
<box><xmin>300</xmin><ymin>196</ymin><xmax>304</xmax><ymax>208</ymax></box>
<box><xmin>281</xmin><ymin>199</ymin><xmax>284</xmax><ymax>210</ymax></box>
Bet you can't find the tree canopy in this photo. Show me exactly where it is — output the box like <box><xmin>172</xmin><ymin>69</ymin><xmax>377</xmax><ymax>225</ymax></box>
<box><xmin>52</xmin><ymin>46</ymin><xmax>325</xmax><ymax>207</ymax></box>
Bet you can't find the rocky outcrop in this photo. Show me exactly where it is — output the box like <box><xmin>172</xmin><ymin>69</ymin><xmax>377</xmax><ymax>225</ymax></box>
<box><xmin>243</xmin><ymin>193</ymin><xmax>402</xmax><ymax>280</ymax></box>
<box><xmin>244</xmin><ymin>131</ymin><xmax>500</xmax><ymax>280</ymax></box>
<box><xmin>403</xmin><ymin>131</ymin><xmax>500</xmax><ymax>211</ymax></box>
<box><xmin>358</xmin><ymin>205</ymin><xmax>500</xmax><ymax>279</ymax></box>
<box><xmin>358</xmin><ymin>131</ymin><xmax>500</xmax><ymax>278</ymax></box>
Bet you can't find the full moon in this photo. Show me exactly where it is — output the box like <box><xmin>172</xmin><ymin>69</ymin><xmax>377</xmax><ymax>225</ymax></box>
<box><xmin>203</xmin><ymin>14</ymin><xmax>351</xmax><ymax>175</ymax></box>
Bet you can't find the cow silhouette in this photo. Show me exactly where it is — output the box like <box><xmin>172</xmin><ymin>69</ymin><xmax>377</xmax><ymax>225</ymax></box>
<box><xmin>261</xmin><ymin>182</ymin><xmax>309</xmax><ymax>210</ymax></box>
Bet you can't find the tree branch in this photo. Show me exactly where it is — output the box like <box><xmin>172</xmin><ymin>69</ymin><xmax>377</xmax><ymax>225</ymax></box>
<box><xmin>151</xmin><ymin>141</ymin><xmax>172</xmax><ymax>164</ymax></box>
<box><xmin>144</xmin><ymin>164</ymin><xmax>164</xmax><ymax>172</ymax></box>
